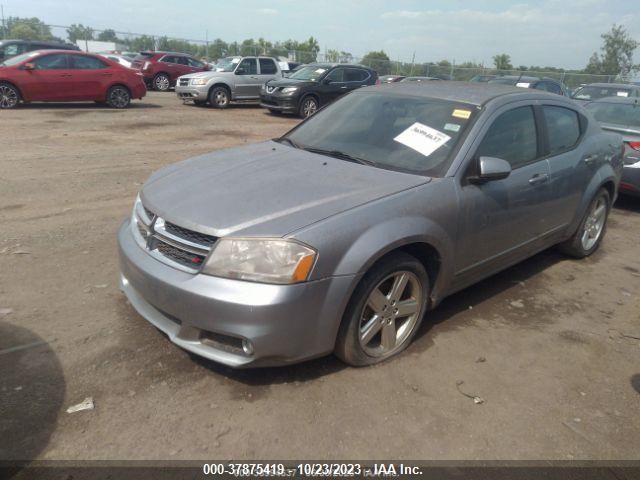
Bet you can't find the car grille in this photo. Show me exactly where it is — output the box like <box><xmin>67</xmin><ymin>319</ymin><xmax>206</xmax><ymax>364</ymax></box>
<box><xmin>132</xmin><ymin>204</ymin><xmax>217</xmax><ymax>273</ymax></box>
<box><xmin>179</xmin><ymin>78</ymin><xmax>189</xmax><ymax>87</ymax></box>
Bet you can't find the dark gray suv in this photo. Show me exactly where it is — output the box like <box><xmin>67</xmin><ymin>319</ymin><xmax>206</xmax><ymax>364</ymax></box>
<box><xmin>119</xmin><ymin>82</ymin><xmax>623</xmax><ymax>368</ymax></box>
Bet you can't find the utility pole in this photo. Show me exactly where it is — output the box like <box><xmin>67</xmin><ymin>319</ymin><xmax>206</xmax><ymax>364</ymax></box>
<box><xmin>205</xmin><ymin>29</ymin><xmax>209</xmax><ymax>60</ymax></box>
<box><xmin>409</xmin><ymin>51</ymin><xmax>415</xmax><ymax>76</ymax></box>
<box><xmin>1</xmin><ymin>4</ymin><xmax>5</xmax><ymax>40</ymax></box>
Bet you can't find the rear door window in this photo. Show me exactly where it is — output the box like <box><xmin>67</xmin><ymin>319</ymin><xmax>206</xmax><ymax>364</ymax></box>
<box><xmin>476</xmin><ymin>106</ymin><xmax>539</xmax><ymax>169</ymax></box>
<box><xmin>542</xmin><ymin>106</ymin><xmax>581</xmax><ymax>154</ymax></box>
<box><xmin>71</xmin><ymin>55</ymin><xmax>108</xmax><ymax>69</ymax></box>
<box><xmin>259</xmin><ymin>58</ymin><xmax>277</xmax><ymax>74</ymax></box>
<box><xmin>345</xmin><ymin>68</ymin><xmax>368</xmax><ymax>82</ymax></box>
<box><xmin>534</xmin><ymin>81</ymin><xmax>562</xmax><ymax>95</ymax></box>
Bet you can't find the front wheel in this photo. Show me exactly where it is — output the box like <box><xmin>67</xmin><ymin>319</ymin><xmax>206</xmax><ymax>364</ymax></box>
<box><xmin>298</xmin><ymin>96</ymin><xmax>318</xmax><ymax>118</ymax></box>
<box><xmin>335</xmin><ymin>252</ymin><xmax>429</xmax><ymax>366</ymax></box>
<box><xmin>106</xmin><ymin>86</ymin><xmax>131</xmax><ymax>108</ymax></box>
<box><xmin>209</xmin><ymin>86</ymin><xmax>230</xmax><ymax>108</ymax></box>
<box><xmin>0</xmin><ymin>83</ymin><xmax>20</xmax><ymax>109</ymax></box>
<box><xmin>558</xmin><ymin>188</ymin><xmax>611</xmax><ymax>258</ymax></box>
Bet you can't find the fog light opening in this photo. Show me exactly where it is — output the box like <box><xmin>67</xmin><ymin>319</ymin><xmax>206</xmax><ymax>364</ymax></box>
<box><xmin>242</xmin><ymin>339</ymin><xmax>254</xmax><ymax>356</ymax></box>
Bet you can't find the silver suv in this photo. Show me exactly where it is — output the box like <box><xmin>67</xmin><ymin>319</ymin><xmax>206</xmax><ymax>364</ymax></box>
<box><xmin>175</xmin><ymin>56</ymin><xmax>283</xmax><ymax>108</ymax></box>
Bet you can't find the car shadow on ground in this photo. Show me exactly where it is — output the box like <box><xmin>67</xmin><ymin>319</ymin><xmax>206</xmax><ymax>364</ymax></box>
<box><xmin>0</xmin><ymin>321</ymin><xmax>65</xmax><ymax>474</ymax></box>
<box><xmin>193</xmin><ymin>248</ymin><xmax>569</xmax><ymax>386</ymax></box>
<box><xmin>18</xmin><ymin>102</ymin><xmax>161</xmax><ymax>110</ymax></box>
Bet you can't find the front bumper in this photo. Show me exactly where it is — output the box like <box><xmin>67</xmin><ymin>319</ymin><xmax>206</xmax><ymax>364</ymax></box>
<box><xmin>118</xmin><ymin>220</ymin><xmax>355</xmax><ymax>367</ymax></box>
<box><xmin>260</xmin><ymin>93</ymin><xmax>299</xmax><ymax>113</ymax></box>
<box><xmin>175</xmin><ymin>84</ymin><xmax>209</xmax><ymax>101</ymax></box>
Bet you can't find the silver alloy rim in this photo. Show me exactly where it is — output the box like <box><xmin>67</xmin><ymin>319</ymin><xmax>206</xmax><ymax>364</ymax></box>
<box><xmin>109</xmin><ymin>88</ymin><xmax>129</xmax><ymax>108</ymax></box>
<box><xmin>359</xmin><ymin>271</ymin><xmax>423</xmax><ymax>357</ymax></box>
<box><xmin>155</xmin><ymin>75</ymin><xmax>170</xmax><ymax>91</ymax></box>
<box><xmin>302</xmin><ymin>98</ymin><xmax>317</xmax><ymax>117</ymax></box>
<box><xmin>0</xmin><ymin>85</ymin><xmax>18</xmax><ymax>109</ymax></box>
<box><xmin>213</xmin><ymin>89</ymin><xmax>228</xmax><ymax>106</ymax></box>
<box><xmin>581</xmin><ymin>196</ymin><xmax>607</xmax><ymax>250</ymax></box>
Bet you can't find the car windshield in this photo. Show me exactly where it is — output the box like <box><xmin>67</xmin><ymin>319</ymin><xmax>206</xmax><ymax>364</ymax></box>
<box><xmin>1</xmin><ymin>51</ymin><xmax>39</xmax><ymax>66</ymax></box>
<box><xmin>488</xmin><ymin>78</ymin><xmax>517</xmax><ymax>85</ymax></box>
<box><xmin>283</xmin><ymin>91</ymin><xmax>477</xmax><ymax>176</ymax></box>
<box><xmin>215</xmin><ymin>57</ymin><xmax>241</xmax><ymax>72</ymax></box>
<box><xmin>289</xmin><ymin>65</ymin><xmax>328</xmax><ymax>81</ymax></box>
<box><xmin>573</xmin><ymin>85</ymin><xmax>633</xmax><ymax>101</ymax></box>
<box><xmin>585</xmin><ymin>102</ymin><xmax>640</xmax><ymax>128</ymax></box>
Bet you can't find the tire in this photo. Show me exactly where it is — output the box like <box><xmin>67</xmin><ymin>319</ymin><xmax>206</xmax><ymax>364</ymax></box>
<box><xmin>0</xmin><ymin>82</ymin><xmax>20</xmax><ymax>109</ymax></box>
<box><xmin>298</xmin><ymin>95</ymin><xmax>318</xmax><ymax>118</ymax></box>
<box><xmin>335</xmin><ymin>252</ymin><xmax>429</xmax><ymax>366</ymax></box>
<box><xmin>105</xmin><ymin>85</ymin><xmax>131</xmax><ymax>109</ymax></box>
<box><xmin>153</xmin><ymin>73</ymin><xmax>171</xmax><ymax>92</ymax></box>
<box><xmin>193</xmin><ymin>100</ymin><xmax>207</xmax><ymax>107</ymax></box>
<box><xmin>208</xmin><ymin>86</ymin><xmax>230</xmax><ymax>109</ymax></box>
<box><xmin>269</xmin><ymin>109</ymin><xmax>281</xmax><ymax>115</ymax></box>
<box><xmin>558</xmin><ymin>188</ymin><xmax>611</xmax><ymax>258</ymax></box>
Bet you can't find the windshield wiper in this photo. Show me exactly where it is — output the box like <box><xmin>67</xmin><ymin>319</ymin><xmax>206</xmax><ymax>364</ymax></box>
<box><xmin>275</xmin><ymin>137</ymin><xmax>302</xmax><ymax>149</ymax></box>
<box><xmin>303</xmin><ymin>147</ymin><xmax>375</xmax><ymax>166</ymax></box>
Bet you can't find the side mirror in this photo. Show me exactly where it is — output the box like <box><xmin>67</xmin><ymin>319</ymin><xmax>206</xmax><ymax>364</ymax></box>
<box><xmin>23</xmin><ymin>63</ymin><xmax>35</xmax><ymax>71</ymax></box>
<box><xmin>470</xmin><ymin>156</ymin><xmax>511</xmax><ymax>184</ymax></box>
<box><xmin>204</xmin><ymin>64</ymin><xmax>211</xmax><ymax>71</ymax></box>
<box><xmin>323</xmin><ymin>78</ymin><xmax>333</xmax><ymax>85</ymax></box>
<box><xmin>235</xmin><ymin>67</ymin><xmax>245</xmax><ymax>75</ymax></box>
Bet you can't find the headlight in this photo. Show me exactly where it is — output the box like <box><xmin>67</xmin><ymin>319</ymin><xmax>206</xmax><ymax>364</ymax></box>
<box><xmin>202</xmin><ymin>238</ymin><xmax>316</xmax><ymax>284</ymax></box>
<box><xmin>191</xmin><ymin>78</ymin><xmax>208</xmax><ymax>86</ymax></box>
<box><xmin>281</xmin><ymin>87</ymin><xmax>298</xmax><ymax>94</ymax></box>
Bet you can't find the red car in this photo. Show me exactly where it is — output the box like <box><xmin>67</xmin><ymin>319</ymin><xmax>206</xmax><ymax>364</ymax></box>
<box><xmin>131</xmin><ymin>51</ymin><xmax>210</xmax><ymax>91</ymax></box>
<box><xmin>0</xmin><ymin>50</ymin><xmax>146</xmax><ymax>109</ymax></box>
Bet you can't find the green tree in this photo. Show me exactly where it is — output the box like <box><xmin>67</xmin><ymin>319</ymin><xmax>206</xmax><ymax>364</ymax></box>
<box><xmin>67</xmin><ymin>24</ymin><xmax>94</xmax><ymax>43</ymax></box>
<box><xmin>97</xmin><ymin>29</ymin><xmax>119</xmax><ymax>42</ymax></box>
<box><xmin>493</xmin><ymin>53</ymin><xmax>513</xmax><ymax>70</ymax></box>
<box><xmin>585</xmin><ymin>24</ymin><xmax>638</xmax><ymax>79</ymax></box>
<box><xmin>361</xmin><ymin>50</ymin><xmax>391</xmax><ymax>74</ymax></box>
<box><xmin>5</xmin><ymin>17</ymin><xmax>56</xmax><ymax>41</ymax></box>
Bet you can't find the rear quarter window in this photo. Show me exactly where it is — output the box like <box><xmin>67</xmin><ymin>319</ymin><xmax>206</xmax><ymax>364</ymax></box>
<box><xmin>543</xmin><ymin>106</ymin><xmax>581</xmax><ymax>154</ymax></box>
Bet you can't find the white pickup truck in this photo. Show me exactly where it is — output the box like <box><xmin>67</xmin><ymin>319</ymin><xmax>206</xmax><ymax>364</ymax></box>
<box><xmin>175</xmin><ymin>56</ymin><xmax>283</xmax><ymax>108</ymax></box>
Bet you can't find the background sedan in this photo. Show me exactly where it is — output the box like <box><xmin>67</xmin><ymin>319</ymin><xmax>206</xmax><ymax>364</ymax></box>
<box><xmin>0</xmin><ymin>50</ymin><xmax>146</xmax><ymax>109</ymax></box>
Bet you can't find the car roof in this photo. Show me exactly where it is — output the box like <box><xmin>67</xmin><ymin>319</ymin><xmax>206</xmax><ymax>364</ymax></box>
<box><xmin>371</xmin><ymin>81</ymin><xmax>562</xmax><ymax>106</ymax></box>
<box><xmin>307</xmin><ymin>62</ymin><xmax>373</xmax><ymax>70</ymax></box>
<box><xmin>26</xmin><ymin>49</ymin><xmax>96</xmax><ymax>56</ymax></box>
<box><xmin>581</xmin><ymin>82</ymin><xmax>638</xmax><ymax>89</ymax></box>
<box><xmin>586</xmin><ymin>96</ymin><xmax>640</xmax><ymax>105</ymax></box>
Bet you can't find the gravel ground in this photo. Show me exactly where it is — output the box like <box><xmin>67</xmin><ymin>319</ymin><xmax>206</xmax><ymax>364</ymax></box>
<box><xmin>1</xmin><ymin>92</ymin><xmax>639</xmax><ymax>462</ymax></box>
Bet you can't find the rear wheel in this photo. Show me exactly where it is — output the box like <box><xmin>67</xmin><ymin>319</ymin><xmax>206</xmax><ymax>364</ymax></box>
<box><xmin>106</xmin><ymin>85</ymin><xmax>131</xmax><ymax>108</ymax></box>
<box><xmin>558</xmin><ymin>188</ymin><xmax>610</xmax><ymax>258</ymax></box>
<box><xmin>153</xmin><ymin>73</ymin><xmax>171</xmax><ymax>91</ymax></box>
<box><xmin>209</xmin><ymin>86</ymin><xmax>230</xmax><ymax>108</ymax></box>
<box><xmin>0</xmin><ymin>83</ymin><xmax>20</xmax><ymax>109</ymax></box>
<box><xmin>335</xmin><ymin>252</ymin><xmax>429</xmax><ymax>366</ymax></box>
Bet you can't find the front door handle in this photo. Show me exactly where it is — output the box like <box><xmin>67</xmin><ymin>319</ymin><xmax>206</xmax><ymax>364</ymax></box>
<box><xmin>583</xmin><ymin>154</ymin><xmax>599</xmax><ymax>165</ymax></box>
<box><xmin>528</xmin><ymin>173</ymin><xmax>549</xmax><ymax>185</ymax></box>
<box><xmin>340</xmin><ymin>86</ymin><xmax>348</xmax><ymax>89</ymax></box>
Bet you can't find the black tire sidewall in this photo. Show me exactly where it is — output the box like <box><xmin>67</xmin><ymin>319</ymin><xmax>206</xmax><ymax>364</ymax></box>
<box><xmin>563</xmin><ymin>188</ymin><xmax>611</xmax><ymax>258</ymax></box>
<box><xmin>335</xmin><ymin>252</ymin><xmax>430</xmax><ymax>366</ymax></box>
<box><xmin>209</xmin><ymin>87</ymin><xmax>230</xmax><ymax>109</ymax></box>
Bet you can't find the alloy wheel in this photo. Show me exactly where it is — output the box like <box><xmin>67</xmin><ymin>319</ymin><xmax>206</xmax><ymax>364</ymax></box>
<box><xmin>302</xmin><ymin>98</ymin><xmax>318</xmax><ymax>117</ymax></box>
<box><xmin>581</xmin><ymin>196</ymin><xmax>607</xmax><ymax>250</ymax></box>
<box><xmin>0</xmin><ymin>85</ymin><xmax>18</xmax><ymax>109</ymax></box>
<box><xmin>358</xmin><ymin>271</ymin><xmax>423</xmax><ymax>357</ymax></box>
<box><xmin>213</xmin><ymin>89</ymin><xmax>229</xmax><ymax>107</ymax></box>
<box><xmin>108</xmin><ymin>88</ymin><xmax>130</xmax><ymax>108</ymax></box>
<box><xmin>155</xmin><ymin>75</ymin><xmax>170</xmax><ymax>91</ymax></box>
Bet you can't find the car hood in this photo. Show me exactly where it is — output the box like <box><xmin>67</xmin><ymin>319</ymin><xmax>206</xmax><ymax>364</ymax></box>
<box><xmin>141</xmin><ymin>141</ymin><xmax>429</xmax><ymax>237</ymax></box>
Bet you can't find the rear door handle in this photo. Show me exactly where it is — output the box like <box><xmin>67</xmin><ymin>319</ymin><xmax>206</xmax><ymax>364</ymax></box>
<box><xmin>583</xmin><ymin>154</ymin><xmax>598</xmax><ymax>165</ymax></box>
<box><xmin>528</xmin><ymin>173</ymin><xmax>549</xmax><ymax>185</ymax></box>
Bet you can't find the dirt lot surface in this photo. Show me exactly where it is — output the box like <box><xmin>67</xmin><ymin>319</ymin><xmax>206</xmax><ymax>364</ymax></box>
<box><xmin>1</xmin><ymin>92</ymin><xmax>639</xmax><ymax>462</ymax></box>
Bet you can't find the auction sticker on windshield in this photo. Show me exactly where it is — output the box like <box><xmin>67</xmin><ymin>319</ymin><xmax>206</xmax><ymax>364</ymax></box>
<box><xmin>394</xmin><ymin>122</ymin><xmax>451</xmax><ymax>157</ymax></box>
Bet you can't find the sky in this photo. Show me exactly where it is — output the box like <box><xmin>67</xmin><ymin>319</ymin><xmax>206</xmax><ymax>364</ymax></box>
<box><xmin>4</xmin><ymin>0</ymin><xmax>639</xmax><ymax>69</ymax></box>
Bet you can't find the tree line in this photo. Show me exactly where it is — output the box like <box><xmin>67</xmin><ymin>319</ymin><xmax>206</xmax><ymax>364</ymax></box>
<box><xmin>1</xmin><ymin>17</ymin><xmax>637</xmax><ymax>81</ymax></box>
